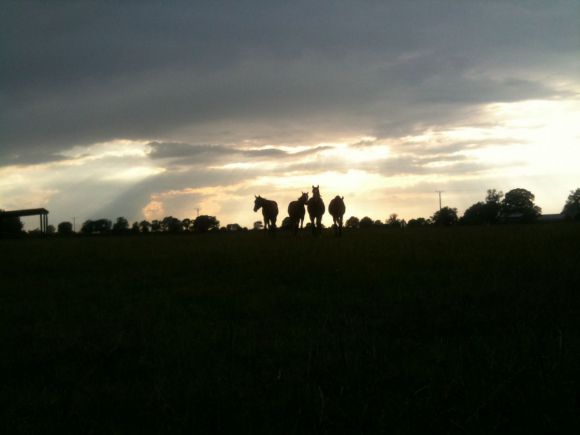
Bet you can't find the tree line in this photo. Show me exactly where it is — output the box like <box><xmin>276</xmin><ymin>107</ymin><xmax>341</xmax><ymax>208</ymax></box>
<box><xmin>1</xmin><ymin>187</ymin><xmax>579</xmax><ymax>237</ymax></box>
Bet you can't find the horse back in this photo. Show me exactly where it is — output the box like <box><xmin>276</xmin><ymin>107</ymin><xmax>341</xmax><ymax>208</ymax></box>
<box><xmin>329</xmin><ymin>198</ymin><xmax>345</xmax><ymax>217</ymax></box>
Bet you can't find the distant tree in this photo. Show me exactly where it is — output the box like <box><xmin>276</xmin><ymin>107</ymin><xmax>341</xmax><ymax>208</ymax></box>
<box><xmin>131</xmin><ymin>222</ymin><xmax>140</xmax><ymax>234</ymax></box>
<box><xmin>431</xmin><ymin>207</ymin><xmax>459</xmax><ymax>226</ymax></box>
<box><xmin>373</xmin><ymin>219</ymin><xmax>384</xmax><ymax>227</ymax></box>
<box><xmin>81</xmin><ymin>218</ymin><xmax>111</xmax><ymax>234</ymax></box>
<box><xmin>501</xmin><ymin>188</ymin><xmax>541</xmax><ymax>222</ymax></box>
<box><xmin>182</xmin><ymin>218</ymin><xmax>192</xmax><ymax>232</ymax></box>
<box><xmin>226</xmin><ymin>223</ymin><xmax>242</xmax><ymax>231</ymax></box>
<box><xmin>151</xmin><ymin>220</ymin><xmax>161</xmax><ymax>232</ymax></box>
<box><xmin>462</xmin><ymin>189</ymin><xmax>503</xmax><ymax>225</ymax></box>
<box><xmin>112</xmin><ymin>216</ymin><xmax>129</xmax><ymax>233</ymax></box>
<box><xmin>139</xmin><ymin>220</ymin><xmax>151</xmax><ymax>233</ymax></box>
<box><xmin>345</xmin><ymin>216</ymin><xmax>359</xmax><ymax>229</ymax></box>
<box><xmin>0</xmin><ymin>211</ymin><xmax>23</xmax><ymax>236</ymax></box>
<box><xmin>94</xmin><ymin>219</ymin><xmax>112</xmax><ymax>233</ymax></box>
<box><xmin>562</xmin><ymin>188</ymin><xmax>580</xmax><ymax>221</ymax></box>
<box><xmin>81</xmin><ymin>220</ymin><xmax>94</xmax><ymax>234</ymax></box>
<box><xmin>47</xmin><ymin>225</ymin><xmax>56</xmax><ymax>234</ymax></box>
<box><xmin>407</xmin><ymin>217</ymin><xmax>430</xmax><ymax>228</ymax></box>
<box><xmin>359</xmin><ymin>216</ymin><xmax>374</xmax><ymax>229</ymax></box>
<box><xmin>386</xmin><ymin>213</ymin><xmax>403</xmax><ymax>229</ymax></box>
<box><xmin>194</xmin><ymin>215</ymin><xmax>220</xmax><ymax>233</ymax></box>
<box><xmin>161</xmin><ymin>216</ymin><xmax>182</xmax><ymax>233</ymax></box>
<box><xmin>253</xmin><ymin>221</ymin><xmax>263</xmax><ymax>231</ymax></box>
<box><xmin>57</xmin><ymin>221</ymin><xmax>73</xmax><ymax>235</ymax></box>
<box><xmin>461</xmin><ymin>202</ymin><xmax>486</xmax><ymax>225</ymax></box>
<box><xmin>486</xmin><ymin>189</ymin><xmax>503</xmax><ymax>204</ymax></box>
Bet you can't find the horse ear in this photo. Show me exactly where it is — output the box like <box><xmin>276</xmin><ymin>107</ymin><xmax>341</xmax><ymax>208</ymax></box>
<box><xmin>255</xmin><ymin>195</ymin><xmax>257</xmax><ymax>198</ymax></box>
<box><xmin>316</xmin><ymin>185</ymin><xmax>319</xmax><ymax>189</ymax></box>
<box><xmin>341</xmin><ymin>196</ymin><xmax>344</xmax><ymax>200</ymax></box>
<box><xmin>312</xmin><ymin>185</ymin><xmax>315</xmax><ymax>189</ymax></box>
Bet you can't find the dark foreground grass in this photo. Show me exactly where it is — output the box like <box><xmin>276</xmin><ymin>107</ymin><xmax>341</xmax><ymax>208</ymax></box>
<box><xmin>1</xmin><ymin>224</ymin><xmax>580</xmax><ymax>434</ymax></box>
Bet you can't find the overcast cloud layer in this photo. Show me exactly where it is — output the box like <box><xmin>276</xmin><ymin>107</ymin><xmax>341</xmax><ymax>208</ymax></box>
<box><xmin>1</xmin><ymin>0</ymin><xmax>579</xmax><ymax>227</ymax></box>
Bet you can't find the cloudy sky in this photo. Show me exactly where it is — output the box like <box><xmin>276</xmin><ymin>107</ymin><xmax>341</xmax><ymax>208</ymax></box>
<box><xmin>2</xmin><ymin>0</ymin><xmax>579</xmax><ymax>229</ymax></box>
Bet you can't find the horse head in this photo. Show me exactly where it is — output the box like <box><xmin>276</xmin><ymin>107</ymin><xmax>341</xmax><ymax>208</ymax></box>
<box><xmin>299</xmin><ymin>192</ymin><xmax>309</xmax><ymax>204</ymax></box>
<box><xmin>253</xmin><ymin>195</ymin><xmax>262</xmax><ymax>212</ymax></box>
<box><xmin>312</xmin><ymin>185</ymin><xmax>320</xmax><ymax>198</ymax></box>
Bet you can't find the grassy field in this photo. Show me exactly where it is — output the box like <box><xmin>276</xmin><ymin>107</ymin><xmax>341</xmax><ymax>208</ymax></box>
<box><xmin>1</xmin><ymin>224</ymin><xmax>580</xmax><ymax>434</ymax></box>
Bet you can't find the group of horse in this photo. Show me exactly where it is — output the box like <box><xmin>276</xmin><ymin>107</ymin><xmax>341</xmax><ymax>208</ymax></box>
<box><xmin>253</xmin><ymin>186</ymin><xmax>346</xmax><ymax>236</ymax></box>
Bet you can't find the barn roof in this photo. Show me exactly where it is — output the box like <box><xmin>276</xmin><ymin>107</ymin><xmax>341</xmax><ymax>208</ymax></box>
<box><xmin>0</xmin><ymin>208</ymin><xmax>49</xmax><ymax>218</ymax></box>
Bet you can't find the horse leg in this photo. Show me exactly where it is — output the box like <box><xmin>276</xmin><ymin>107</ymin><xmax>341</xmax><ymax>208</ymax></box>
<box><xmin>310</xmin><ymin>215</ymin><xmax>315</xmax><ymax>235</ymax></box>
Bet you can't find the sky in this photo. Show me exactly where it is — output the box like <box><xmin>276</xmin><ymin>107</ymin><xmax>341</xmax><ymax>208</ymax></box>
<box><xmin>1</xmin><ymin>0</ymin><xmax>579</xmax><ymax>229</ymax></box>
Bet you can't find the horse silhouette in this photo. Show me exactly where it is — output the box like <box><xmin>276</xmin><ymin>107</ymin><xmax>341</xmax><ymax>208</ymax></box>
<box><xmin>307</xmin><ymin>185</ymin><xmax>325</xmax><ymax>235</ymax></box>
<box><xmin>287</xmin><ymin>192</ymin><xmax>308</xmax><ymax>235</ymax></box>
<box><xmin>328</xmin><ymin>195</ymin><xmax>346</xmax><ymax>236</ymax></box>
<box><xmin>254</xmin><ymin>195</ymin><xmax>278</xmax><ymax>231</ymax></box>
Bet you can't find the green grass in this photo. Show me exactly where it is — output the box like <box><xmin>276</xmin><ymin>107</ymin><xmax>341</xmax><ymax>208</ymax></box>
<box><xmin>1</xmin><ymin>225</ymin><xmax>580</xmax><ymax>434</ymax></box>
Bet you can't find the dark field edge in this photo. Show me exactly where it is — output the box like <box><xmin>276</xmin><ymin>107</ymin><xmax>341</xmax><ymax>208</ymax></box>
<box><xmin>1</xmin><ymin>224</ymin><xmax>580</xmax><ymax>434</ymax></box>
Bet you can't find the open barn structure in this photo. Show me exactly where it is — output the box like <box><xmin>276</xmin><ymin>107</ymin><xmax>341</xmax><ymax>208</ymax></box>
<box><xmin>0</xmin><ymin>208</ymin><xmax>50</xmax><ymax>234</ymax></box>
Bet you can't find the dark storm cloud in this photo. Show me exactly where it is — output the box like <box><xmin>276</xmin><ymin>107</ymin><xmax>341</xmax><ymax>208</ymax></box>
<box><xmin>0</xmin><ymin>150</ymin><xmax>68</xmax><ymax>167</ymax></box>
<box><xmin>1</xmin><ymin>0</ymin><xmax>578</xmax><ymax>163</ymax></box>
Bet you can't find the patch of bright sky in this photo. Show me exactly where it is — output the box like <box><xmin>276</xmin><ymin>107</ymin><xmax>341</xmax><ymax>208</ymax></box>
<box><xmin>60</xmin><ymin>139</ymin><xmax>151</xmax><ymax>162</ymax></box>
<box><xmin>460</xmin><ymin>99</ymin><xmax>580</xmax><ymax>175</ymax></box>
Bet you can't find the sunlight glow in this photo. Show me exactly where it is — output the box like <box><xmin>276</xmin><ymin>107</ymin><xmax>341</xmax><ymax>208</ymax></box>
<box><xmin>103</xmin><ymin>166</ymin><xmax>166</xmax><ymax>181</ymax></box>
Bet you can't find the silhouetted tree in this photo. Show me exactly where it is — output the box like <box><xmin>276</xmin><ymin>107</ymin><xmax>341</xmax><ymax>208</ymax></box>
<box><xmin>386</xmin><ymin>213</ymin><xmax>403</xmax><ymax>229</ymax></box>
<box><xmin>359</xmin><ymin>216</ymin><xmax>374</xmax><ymax>229</ymax></box>
<box><xmin>486</xmin><ymin>189</ymin><xmax>503</xmax><ymax>204</ymax></box>
<box><xmin>162</xmin><ymin>216</ymin><xmax>182</xmax><ymax>233</ymax></box>
<box><xmin>373</xmin><ymin>219</ymin><xmax>383</xmax><ymax>227</ymax></box>
<box><xmin>95</xmin><ymin>219</ymin><xmax>112</xmax><ymax>233</ymax></box>
<box><xmin>345</xmin><ymin>216</ymin><xmax>359</xmax><ymax>229</ymax></box>
<box><xmin>562</xmin><ymin>188</ymin><xmax>580</xmax><ymax>221</ymax></box>
<box><xmin>407</xmin><ymin>217</ymin><xmax>430</xmax><ymax>227</ymax></box>
<box><xmin>462</xmin><ymin>189</ymin><xmax>503</xmax><ymax>225</ymax></box>
<box><xmin>193</xmin><ymin>215</ymin><xmax>219</xmax><ymax>233</ymax></box>
<box><xmin>82</xmin><ymin>218</ymin><xmax>111</xmax><ymax>234</ymax></box>
<box><xmin>151</xmin><ymin>220</ymin><xmax>161</xmax><ymax>232</ymax></box>
<box><xmin>501</xmin><ymin>188</ymin><xmax>541</xmax><ymax>222</ymax></box>
<box><xmin>462</xmin><ymin>202</ymin><xmax>486</xmax><ymax>225</ymax></box>
<box><xmin>81</xmin><ymin>220</ymin><xmax>92</xmax><ymax>234</ymax></box>
<box><xmin>139</xmin><ymin>220</ymin><xmax>151</xmax><ymax>233</ymax></box>
<box><xmin>431</xmin><ymin>207</ymin><xmax>458</xmax><ymax>226</ymax></box>
<box><xmin>57</xmin><ymin>221</ymin><xmax>73</xmax><ymax>235</ymax></box>
<box><xmin>112</xmin><ymin>217</ymin><xmax>129</xmax><ymax>233</ymax></box>
<box><xmin>0</xmin><ymin>212</ymin><xmax>23</xmax><ymax>235</ymax></box>
<box><xmin>253</xmin><ymin>221</ymin><xmax>263</xmax><ymax>231</ymax></box>
<box><xmin>131</xmin><ymin>222</ymin><xmax>140</xmax><ymax>234</ymax></box>
<box><xmin>47</xmin><ymin>225</ymin><xmax>55</xmax><ymax>234</ymax></box>
<box><xmin>182</xmin><ymin>218</ymin><xmax>192</xmax><ymax>232</ymax></box>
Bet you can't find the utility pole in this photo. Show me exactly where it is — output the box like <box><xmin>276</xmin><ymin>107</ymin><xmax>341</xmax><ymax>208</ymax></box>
<box><xmin>435</xmin><ymin>191</ymin><xmax>444</xmax><ymax>211</ymax></box>
<box><xmin>72</xmin><ymin>216</ymin><xmax>76</xmax><ymax>232</ymax></box>
<box><xmin>195</xmin><ymin>208</ymin><xmax>200</xmax><ymax>217</ymax></box>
